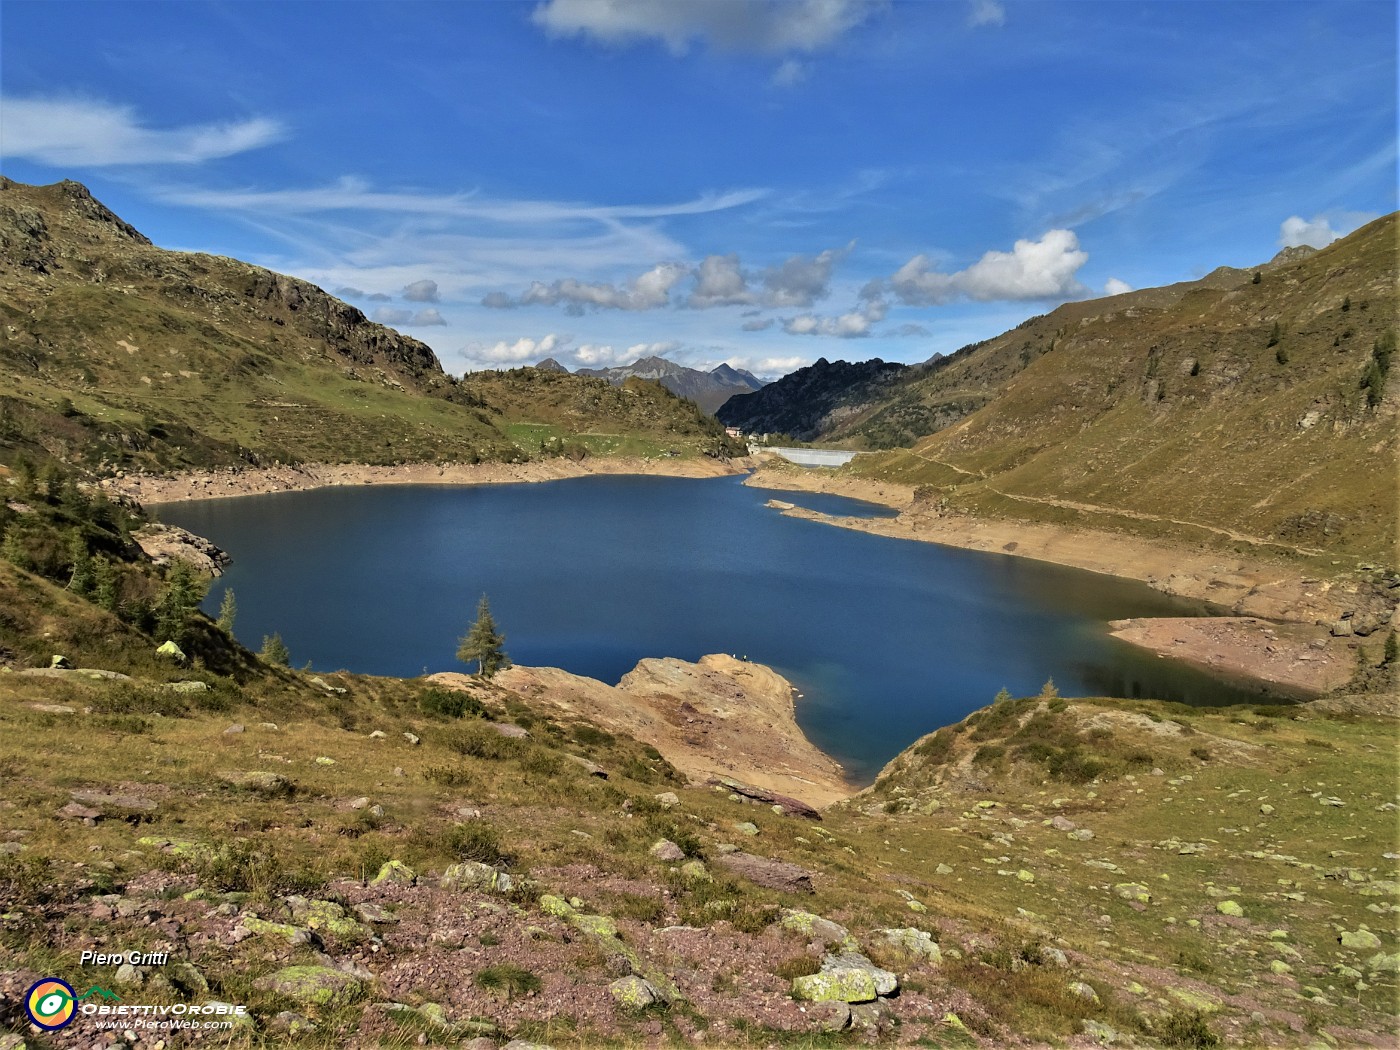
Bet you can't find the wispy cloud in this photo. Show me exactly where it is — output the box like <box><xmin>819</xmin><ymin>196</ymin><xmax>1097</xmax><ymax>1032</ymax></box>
<box><xmin>967</xmin><ymin>0</ymin><xmax>1005</xmax><ymax>29</ymax></box>
<box><xmin>532</xmin><ymin>0</ymin><xmax>883</xmax><ymax>55</ymax></box>
<box><xmin>155</xmin><ymin>176</ymin><xmax>768</xmax><ymax>224</ymax></box>
<box><xmin>0</xmin><ymin>97</ymin><xmax>285</xmax><ymax>166</ymax></box>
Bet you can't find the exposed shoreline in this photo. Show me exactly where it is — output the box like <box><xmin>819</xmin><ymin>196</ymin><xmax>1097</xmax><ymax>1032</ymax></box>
<box><xmin>102</xmin><ymin>455</ymin><xmax>749</xmax><ymax>505</ymax></box>
<box><xmin>744</xmin><ymin>466</ymin><xmax>1391</xmax><ymax>697</ymax></box>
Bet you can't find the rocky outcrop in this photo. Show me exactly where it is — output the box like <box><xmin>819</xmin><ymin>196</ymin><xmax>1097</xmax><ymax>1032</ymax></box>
<box><xmin>434</xmin><ymin>654</ymin><xmax>851</xmax><ymax>807</ymax></box>
<box><xmin>133</xmin><ymin>524</ymin><xmax>231</xmax><ymax>576</ymax></box>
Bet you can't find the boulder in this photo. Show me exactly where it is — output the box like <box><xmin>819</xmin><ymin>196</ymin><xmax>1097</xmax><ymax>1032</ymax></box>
<box><xmin>706</xmin><ymin>776</ymin><xmax>822</xmax><ymax>819</ymax></box>
<box><xmin>792</xmin><ymin>952</ymin><xmax>897</xmax><ymax>1003</ymax></box>
<box><xmin>1339</xmin><ymin>929</ymin><xmax>1382</xmax><ymax>950</ymax></box>
<box><xmin>222</xmin><ymin>771</ymin><xmax>294</xmax><ymax>796</ymax></box>
<box><xmin>608</xmin><ymin>975</ymin><xmax>660</xmax><ymax>1008</ymax></box>
<box><xmin>650</xmin><ymin>840</ymin><xmax>685</xmax><ymax>862</ymax></box>
<box><xmin>871</xmin><ymin>927</ymin><xmax>941</xmax><ymax>964</ymax></box>
<box><xmin>441</xmin><ymin>861</ymin><xmax>513</xmax><ymax>893</ymax></box>
<box><xmin>371</xmin><ymin>860</ymin><xmax>416</xmax><ymax>886</ymax></box>
<box><xmin>714</xmin><ymin>851</ymin><xmax>815</xmax><ymax>893</ymax></box>
<box><xmin>1216</xmin><ymin>900</ymin><xmax>1244</xmax><ymax>917</ymax></box>
<box><xmin>255</xmin><ymin>966</ymin><xmax>362</xmax><ymax>1008</ymax></box>
<box><xmin>780</xmin><ymin>909</ymin><xmax>851</xmax><ymax>948</ymax></box>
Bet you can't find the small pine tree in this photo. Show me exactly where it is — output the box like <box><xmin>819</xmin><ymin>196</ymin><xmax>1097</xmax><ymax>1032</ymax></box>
<box><xmin>1341</xmin><ymin>296</ymin><xmax>1351</xmax><ymax>311</ymax></box>
<box><xmin>1385</xmin><ymin>631</ymin><xmax>1398</xmax><ymax>667</ymax></box>
<box><xmin>993</xmin><ymin>686</ymin><xmax>1012</xmax><ymax>703</ymax></box>
<box><xmin>1039</xmin><ymin>677</ymin><xmax>1059</xmax><ymax>699</ymax></box>
<box><xmin>457</xmin><ymin>594</ymin><xmax>510</xmax><ymax>679</ymax></box>
<box><xmin>94</xmin><ymin>557</ymin><xmax>119</xmax><ymax>613</ymax></box>
<box><xmin>154</xmin><ymin>560</ymin><xmax>206</xmax><ymax>644</ymax></box>
<box><xmin>1</xmin><ymin>523</ymin><xmax>30</xmax><ymax>570</ymax></box>
<box><xmin>1251</xmin><ymin>271</ymin><xmax>1261</xmax><ymax>284</ymax></box>
<box><xmin>216</xmin><ymin>588</ymin><xmax>238</xmax><ymax>635</ymax></box>
<box><xmin>1266</xmin><ymin>321</ymin><xmax>1281</xmax><ymax>348</ymax></box>
<box><xmin>259</xmin><ymin>632</ymin><xmax>290</xmax><ymax>666</ymax></box>
<box><xmin>66</xmin><ymin>528</ymin><xmax>93</xmax><ymax>595</ymax></box>
<box><xmin>1275</xmin><ymin>344</ymin><xmax>1289</xmax><ymax>366</ymax></box>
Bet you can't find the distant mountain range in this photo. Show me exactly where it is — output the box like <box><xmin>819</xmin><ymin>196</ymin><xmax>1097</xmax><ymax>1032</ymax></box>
<box><xmin>537</xmin><ymin>355</ymin><xmax>766</xmax><ymax>415</ymax></box>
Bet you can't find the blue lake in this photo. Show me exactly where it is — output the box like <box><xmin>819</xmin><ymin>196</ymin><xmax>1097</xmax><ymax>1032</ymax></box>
<box><xmin>159</xmin><ymin>474</ymin><xmax>1290</xmax><ymax>783</ymax></box>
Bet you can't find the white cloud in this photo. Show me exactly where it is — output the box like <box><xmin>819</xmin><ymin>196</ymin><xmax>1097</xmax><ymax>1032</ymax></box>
<box><xmin>967</xmin><ymin>0</ymin><xmax>1005</xmax><ymax>28</ymax></box>
<box><xmin>689</xmin><ymin>253</ymin><xmax>755</xmax><ymax>307</ymax></box>
<box><xmin>890</xmin><ymin>229</ymin><xmax>1089</xmax><ymax>305</ymax></box>
<box><xmin>531</xmin><ymin>0</ymin><xmax>880</xmax><ymax>55</ymax></box>
<box><xmin>725</xmin><ymin>354</ymin><xmax>809</xmax><ymax>376</ymax></box>
<box><xmin>572</xmin><ymin>343</ymin><xmax>634</xmax><ymax>367</ymax></box>
<box><xmin>762</xmin><ymin>243</ymin><xmax>852</xmax><ymax>307</ymax></box>
<box><xmin>771</xmin><ymin>58</ymin><xmax>809</xmax><ymax>87</ymax></box>
<box><xmin>1278</xmin><ymin>215</ymin><xmax>1339</xmax><ymax>249</ymax></box>
<box><xmin>372</xmin><ymin>307</ymin><xmax>413</xmax><ymax>325</ymax></box>
<box><xmin>464</xmin><ymin>333</ymin><xmax>571</xmax><ymax>369</ymax></box>
<box><xmin>742</xmin><ymin>318</ymin><xmax>775</xmax><ymax>331</ymax></box>
<box><xmin>0</xmin><ymin>97</ymin><xmax>285</xmax><ymax>166</ymax></box>
<box><xmin>410</xmin><ymin>308</ymin><xmax>448</xmax><ymax>326</ymax></box>
<box><xmin>509</xmin><ymin>262</ymin><xmax>690</xmax><ymax>312</ymax></box>
<box><xmin>403</xmin><ymin>279</ymin><xmax>440</xmax><ymax>302</ymax></box>
<box><xmin>782</xmin><ymin>296</ymin><xmax>887</xmax><ymax>338</ymax></box>
<box><xmin>1102</xmin><ymin>277</ymin><xmax>1132</xmax><ymax>297</ymax></box>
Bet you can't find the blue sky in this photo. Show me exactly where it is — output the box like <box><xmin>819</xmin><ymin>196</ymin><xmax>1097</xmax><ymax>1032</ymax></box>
<box><xmin>2</xmin><ymin>1</ymin><xmax>1395</xmax><ymax>378</ymax></box>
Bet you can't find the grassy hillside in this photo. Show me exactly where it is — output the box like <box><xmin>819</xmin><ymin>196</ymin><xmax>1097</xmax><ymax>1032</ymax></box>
<box><xmin>0</xmin><ymin>178</ymin><xmax>739</xmax><ymax>475</ymax></box>
<box><xmin>849</xmin><ymin>216</ymin><xmax>1397</xmax><ymax>564</ymax></box>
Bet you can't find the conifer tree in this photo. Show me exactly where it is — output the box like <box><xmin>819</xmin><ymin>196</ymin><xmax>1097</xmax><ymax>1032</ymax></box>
<box><xmin>457</xmin><ymin>594</ymin><xmax>510</xmax><ymax>678</ymax></box>
<box><xmin>217</xmin><ymin>588</ymin><xmax>237</xmax><ymax>635</ymax></box>
<box><xmin>259</xmin><ymin>632</ymin><xmax>290</xmax><ymax>666</ymax></box>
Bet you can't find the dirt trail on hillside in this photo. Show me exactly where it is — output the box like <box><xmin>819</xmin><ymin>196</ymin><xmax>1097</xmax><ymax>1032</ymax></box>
<box><xmin>431</xmin><ymin>654</ymin><xmax>854</xmax><ymax>808</ymax></box>
<box><xmin>104</xmin><ymin>456</ymin><xmax>748</xmax><ymax>504</ymax></box>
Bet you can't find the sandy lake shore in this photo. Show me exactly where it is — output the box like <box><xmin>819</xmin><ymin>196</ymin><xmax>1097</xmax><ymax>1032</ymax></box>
<box><xmin>103</xmin><ymin>455</ymin><xmax>749</xmax><ymax>505</ymax></box>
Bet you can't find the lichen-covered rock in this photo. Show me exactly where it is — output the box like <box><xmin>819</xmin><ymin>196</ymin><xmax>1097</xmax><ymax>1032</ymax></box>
<box><xmin>793</xmin><ymin>951</ymin><xmax>897</xmax><ymax>1002</ymax></box>
<box><xmin>680</xmin><ymin>860</ymin><xmax>712</xmax><ymax>885</ymax></box>
<box><xmin>733</xmin><ymin>821</ymin><xmax>760</xmax><ymax>836</ymax></box>
<box><xmin>441</xmin><ymin>861</ymin><xmax>513</xmax><ymax>892</ymax></box>
<box><xmin>1069</xmin><ymin>981</ymin><xmax>1100</xmax><ymax>1003</ymax></box>
<box><xmin>240</xmin><ymin>916</ymin><xmax>317</xmax><ymax>944</ymax></box>
<box><xmin>871</xmin><ymin>927</ymin><xmax>941</xmax><ymax>964</ymax></box>
<box><xmin>352</xmin><ymin>902</ymin><xmax>398</xmax><ymax>925</ymax></box>
<box><xmin>1114</xmin><ymin>883</ymin><xmax>1152</xmax><ymax>903</ymax></box>
<box><xmin>780</xmin><ymin>909</ymin><xmax>851</xmax><ymax>947</ymax></box>
<box><xmin>654</xmin><ymin>791</ymin><xmax>680</xmax><ymax>809</ymax></box>
<box><xmin>1367</xmin><ymin>952</ymin><xmax>1400</xmax><ymax>973</ymax></box>
<box><xmin>255</xmin><ymin>966</ymin><xmax>362</xmax><ymax>1008</ymax></box>
<box><xmin>609</xmin><ymin>975</ymin><xmax>660</xmax><ymax>1008</ymax></box>
<box><xmin>1339</xmin><ymin>929</ymin><xmax>1382</xmax><ymax>950</ymax></box>
<box><xmin>1216</xmin><ymin>900</ymin><xmax>1244</xmax><ymax>917</ymax></box>
<box><xmin>650</xmin><ymin>839</ymin><xmax>685</xmax><ymax>862</ymax></box>
<box><xmin>286</xmin><ymin>897</ymin><xmax>364</xmax><ymax>937</ymax></box>
<box><xmin>792</xmin><ymin>968</ymin><xmax>878</xmax><ymax>1004</ymax></box>
<box><xmin>371</xmin><ymin>860</ymin><xmax>415</xmax><ymax>886</ymax></box>
<box><xmin>221</xmin><ymin>771</ymin><xmax>293</xmax><ymax>796</ymax></box>
<box><xmin>539</xmin><ymin>894</ymin><xmax>575</xmax><ymax>918</ymax></box>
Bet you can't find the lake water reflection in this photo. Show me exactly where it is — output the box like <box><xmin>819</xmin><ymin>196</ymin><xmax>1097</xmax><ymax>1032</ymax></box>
<box><xmin>160</xmin><ymin>474</ymin><xmax>1290</xmax><ymax>782</ymax></box>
